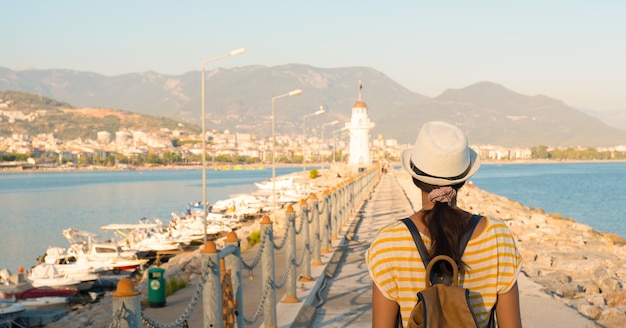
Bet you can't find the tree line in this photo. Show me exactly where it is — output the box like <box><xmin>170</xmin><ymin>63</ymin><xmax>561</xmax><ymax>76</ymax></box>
<box><xmin>530</xmin><ymin>145</ymin><xmax>626</xmax><ymax>160</ymax></box>
<box><xmin>3</xmin><ymin>146</ymin><xmax>625</xmax><ymax>167</ymax></box>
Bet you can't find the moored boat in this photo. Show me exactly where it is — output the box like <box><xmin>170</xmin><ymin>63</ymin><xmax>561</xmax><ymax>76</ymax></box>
<box><xmin>0</xmin><ymin>299</ymin><xmax>26</xmax><ymax>323</ymax></box>
<box><xmin>102</xmin><ymin>219</ymin><xmax>183</xmax><ymax>254</ymax></box>
<box><xmin>28</xmin><ymin>263</ymin><xmax>99</xmax><ymax>292</ymax></box>
<box><xmin>28</xmin><ymin>263</ymin><xmax>82</xmax><ymax>290</ymax></box>
<box><xmin>254</xmin><ymin>176</ymin><xmax>295</xmax><ymax>190</ymax></box>
<box><xmin>58</xmin><ymin>228</ymin><xmax>147</xmax><ymax>274</ymax></box>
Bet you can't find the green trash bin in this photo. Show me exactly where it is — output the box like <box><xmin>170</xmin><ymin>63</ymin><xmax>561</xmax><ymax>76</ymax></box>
<box><xmin>148</xmin><ymin>267</ymin><xmax>166</xmax><ymax>308</ymax></box>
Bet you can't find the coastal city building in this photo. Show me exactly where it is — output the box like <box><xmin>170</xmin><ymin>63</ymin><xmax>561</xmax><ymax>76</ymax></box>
<box><xmin>3</xmin><ymin>95</ymin><xmax>626</xmax><ymax>169</ymax></box>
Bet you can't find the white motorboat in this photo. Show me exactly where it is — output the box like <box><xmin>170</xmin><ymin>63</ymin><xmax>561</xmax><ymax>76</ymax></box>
<box><xmin>44</xmin><ymin>247</ymin><xmax>109</xmax><ymax>274</ymax></box>
<box><xmin>28</xmin><ymin>264</ymin><xmax>82</xmax><ymax>290</ymax></box>
<box><xmin>254</xmin><ymin>176</ymin><xmax>295</xmax><ymax>190</ymax></box>
<box><xmin>59</xmin><ymin>228</ymin><xmax>147</xmax><ymax>275</ymax></box>
<box><xmin>168</xmin><ymin>213</ymin><xmax>233</xmax><ymax>243</ymax></box>
<box><xmin>102</xmin><ymin>219</ymin><xmax>182</xmax><ymax>253</ymax></box>
<box><xmin>0</xmin><ymin>299</ymin><xmax>26</xmax><ymax>323</ymax></box>
<box><xmin>62</xmin><ymin>228</ymin><xmax>138</xmax><ymax>261</ymax></box>
<box><xmin>1</xmin><ymin>268</ymin><xmax>77</xmax><ymax>301</ymax></box>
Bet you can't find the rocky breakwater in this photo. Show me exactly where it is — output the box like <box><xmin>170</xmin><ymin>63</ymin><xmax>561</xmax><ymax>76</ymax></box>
<box><xmin>458</xmin><ymin>182</ymin><xmax>626</xmax><ymax>328</ymax></box>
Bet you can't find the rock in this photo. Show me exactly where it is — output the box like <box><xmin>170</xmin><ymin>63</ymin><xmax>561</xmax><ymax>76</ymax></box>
<box><xmin>591</xmin><ymin>267</ymin><xmax>622</xmax><ymax>293</ymax></box>
<box><xmin>599</xmin><ymin>307</ymin><xmax>626</xmax><ymax>328</ymax></box>
<box><xmin>571</xmin><ymin>300</ymin><xmax>602</xmax><ymax>320</ymax></box>
<box><xmin>605</xmin><ymin>291</ymin><xmax>626</xmax><ymax>308</ymax></box>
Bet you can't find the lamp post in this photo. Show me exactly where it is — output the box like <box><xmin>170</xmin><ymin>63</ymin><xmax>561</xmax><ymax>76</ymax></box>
<box><xmin>272</xmin><ymin>89</ymin><xmax>303</xmax><ymax>223</ymax></box>
<box><xmin>201</xmin><ymin>48</ymin><xmax>246</xmax><ymax>242</ymax></box>
<box><xmin>332</xmin><ymin>127</ymin><xmax>348</xmax><ymax>164</ymax></box>
<box><xmin>320</xmin><ymin>120</ymin><xmax>340</xmax><ymax>166</ymax></box>
<box><xmin>302</xmin><ymin>106</ymin><xmax>325</xmax><ymax>171</ymax></box>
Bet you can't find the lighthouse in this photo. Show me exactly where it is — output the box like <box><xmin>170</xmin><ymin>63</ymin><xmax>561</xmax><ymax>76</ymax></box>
<box><xmin>345</xmin><ymin>82</ymin><xmax>375</xmax><ymax>170</ymax></box>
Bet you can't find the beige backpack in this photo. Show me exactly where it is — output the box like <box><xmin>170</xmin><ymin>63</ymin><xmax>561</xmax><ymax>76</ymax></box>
<box><xmin>407</xmin><ymin>255</ymin><xmax>480</xmax><ymax>327</ymax></box>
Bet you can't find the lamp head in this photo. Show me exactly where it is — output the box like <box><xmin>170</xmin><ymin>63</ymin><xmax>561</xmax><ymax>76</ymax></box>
<box><xmin>289</xmin><ymin>89</ymin><xmax>303</xmax><ymax>96</ymax></box>
<box><xmin>229</xmin><ymin>48</ymin><xmax>247</xmax><ymax>56</ymax></box>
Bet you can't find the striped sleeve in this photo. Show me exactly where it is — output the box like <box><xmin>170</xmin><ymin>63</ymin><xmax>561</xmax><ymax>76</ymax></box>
<box><xmin>366</xmin><ymin>220</ymin><xmax>429</xmax><ymax>326</ymax></box>
<box><xmin>460</xmin><ymin>217</ymin><xmax>523</xmax><ymax>326</ymax></box>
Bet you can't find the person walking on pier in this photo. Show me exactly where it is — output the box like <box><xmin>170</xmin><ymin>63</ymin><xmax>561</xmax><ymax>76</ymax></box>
<box><xmin>366</xmin><ymin>121</ymin><xmax>523</xmax><ymax>328</ymax></box>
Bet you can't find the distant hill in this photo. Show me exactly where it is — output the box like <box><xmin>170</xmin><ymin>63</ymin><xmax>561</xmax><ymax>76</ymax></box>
<box><xmin>1</xmin><ymin>65</ymin><xmax>625</xmax><ymax>147</ymax></box>
<box><xmin>0</xmin><ymin>91</ymin><xmax>200</xmax><ymax>141</ymax></box>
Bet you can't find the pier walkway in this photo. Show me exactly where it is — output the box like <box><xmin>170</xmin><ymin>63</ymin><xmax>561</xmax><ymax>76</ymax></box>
<box><xmin>296</xmin><ymin>168</ymin><xmax>415</xmax><ymax>327</ymax></box>
<box><xmin>147</xmin><ymin>170</ymin><xmax>599</xmax><ymax>327</ymax></box>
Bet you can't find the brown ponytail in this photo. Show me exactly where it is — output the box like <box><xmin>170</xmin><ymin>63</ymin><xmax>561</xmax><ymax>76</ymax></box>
<box><xmin>412</xmin><ymin>178</ymin><xmax>471</xmax><ymax>272</ymax></box>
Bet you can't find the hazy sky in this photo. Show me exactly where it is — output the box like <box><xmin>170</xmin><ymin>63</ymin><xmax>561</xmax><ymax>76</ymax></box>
<box><xmin>2</xmin><ymin>1</ymin><xmax>625</xmax><ymax>115</ymax></box>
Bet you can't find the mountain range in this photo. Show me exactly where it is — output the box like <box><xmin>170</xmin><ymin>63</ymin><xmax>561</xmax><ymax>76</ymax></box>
<box><xmin>1</xmin><ymin>64</ymin><xmax>625</xmax><ymax>147</ymax></box>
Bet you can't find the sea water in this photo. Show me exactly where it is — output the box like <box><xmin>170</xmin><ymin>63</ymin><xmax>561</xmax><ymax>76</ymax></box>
<box><xmin>1</xmin><ymin>162</ymin><xmax>624</xmax><ymax>272</ymax></box>
<box><xmin>470</xmin><ymin>162</ymin><xmax>626</xmax><ymax>238</ymax></box>
<box><xmin>0</xmin><ymin>167</ymin><xmax>302</xmax><ymax>272</ymax></box>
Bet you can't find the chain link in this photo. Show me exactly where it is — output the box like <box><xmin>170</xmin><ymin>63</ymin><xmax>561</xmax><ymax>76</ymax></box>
<box><xmin>274</xmin><ymin>255</ymin><xmax>295</xmax><ymax>289</ymax></box>
<box><xmin>295</xmin><ymin>243</ymin><xmax>310</xmax><ymax>267</ymax></box>
<box><xmin>294</xmin><ymin>211</ymin><xmax>305</xmax><ymax>235</ymax></box>
<box><xmin>243</xmin><ymin>276</ymin><xmax>272</xmax><ymax>325</ymax></box>
<box><xmin>242</xmin><ymin>227</ymin><xmax>267</xmax><ymax>271</ymax></box>
<box><xmin>308</xmin><ymin>208</ymin><xmax>315</xmax><ymax>224</ymax></box>
<box><xmin>273</xmin><ymin>224</ymin><xmax>289</xmax><ymax>250</ymax></box>
<box><xmin>319</xmin><ymin>199</ymin><xmax>327</xmax><ymax>214</ymax></box>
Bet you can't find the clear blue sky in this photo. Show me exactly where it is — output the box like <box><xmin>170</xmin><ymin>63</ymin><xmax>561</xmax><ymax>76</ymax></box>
<box><xmin>2</xmin><ymin>1</ymin><xmax>625</xmax><ymax>115</ymax></box>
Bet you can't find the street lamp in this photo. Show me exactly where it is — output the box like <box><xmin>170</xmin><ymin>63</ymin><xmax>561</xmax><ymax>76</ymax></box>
<box><xmin>201</xmin><ymin>47</ymin><xmax>246</xmax><ymax>243</ymax></box>
<box><xmin>302</xmin><ymin>106</ymin><xmax>325</xmax><ymax>171</ymax></box>
<box><xmin>320</xmin><ymin>120</ymin><xmax>340</xmax><ymax>166</ymax></box>
<box><xmin>272</xmin><ymin>89</ymin><xmax>303</xmax><ymax>223</ymax></box>
<box><xmin>332</xmin><ymin>127</ymin><xmax>348</xmax><ymax>164</ymax></box>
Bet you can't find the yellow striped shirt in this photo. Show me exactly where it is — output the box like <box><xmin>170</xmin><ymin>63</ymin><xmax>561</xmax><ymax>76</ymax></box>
<box><xmin>366</xmin><ymin>217</ymin><xmax>523</xmax><ymax>328</ymax></box>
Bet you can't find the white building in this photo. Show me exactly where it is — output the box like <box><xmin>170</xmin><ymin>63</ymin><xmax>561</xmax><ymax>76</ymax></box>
<box><xmin>97</xmin><ymin>131</ymin><xmax>112</xmax><ymax>144</ymax></box>
<box><xmin>345</xmin><ymin>85</ymin><xmax>375</xmax><ymax>168</ymax></box>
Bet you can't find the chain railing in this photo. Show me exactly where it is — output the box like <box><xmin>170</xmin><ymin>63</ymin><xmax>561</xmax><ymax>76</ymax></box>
<box><xmin>109</xmin><ymin>166</ymin><xmax>380</xmax><ymax>328</ymax></box>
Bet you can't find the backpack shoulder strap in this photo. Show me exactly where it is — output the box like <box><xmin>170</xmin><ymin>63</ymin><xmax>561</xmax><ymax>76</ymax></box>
<box><xmin>401</xmin><ymin>214</ymin><xmax>482</xmax><ymax>267</ymax></box>
<box><xmin>459</xmin><ymin>214</ymin><xmax>482</xmax><ymax>255</ymax></box>
<box><xmin>400</xmin><ymin>218</ymin><xmax>430</xmax><ymax>268</ymax></box>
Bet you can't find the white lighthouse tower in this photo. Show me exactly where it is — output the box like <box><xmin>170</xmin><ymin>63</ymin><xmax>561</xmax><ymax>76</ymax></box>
<box><xmin>346</xmin><ymin>82</ymin><xmax>375</xmax><ymax>169</ymax></box>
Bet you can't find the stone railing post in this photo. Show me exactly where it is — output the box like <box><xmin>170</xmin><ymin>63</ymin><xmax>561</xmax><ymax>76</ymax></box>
<box><xmin>348</xmin><ymin>178</ymin><xmax>354</xmax><ymax>221</ymax></box>
<box><xmin>282</xmin><ymin>206</ymin><xmax>299</xmax><ymax>303</ymax></box>
<box><xmin>320</xmin><ymin>190</ymin><xmax>331</xmax><ymax>254</ymax></box>
<box><xmin>310</xmin><ymin>194</ymin><xmax>322</xmax><ymax>266</ymax></box>
<box><xmin>111</xmin><ymin>278</ymin><xmax>141</xmax><ymax>328</ymax></box>
<box><xmin>201</xmin><ymin>241</ymin><xmax>222</xmax><ymax>328</ymax></box>
<box><xmin>224</xmin><ymin>231</ymin><xmax>243</xmax><ymax>328</ymax></box>
<box><xmin>339</xmin><ymin>182</ymin><xmax>347</xmax><ymax>230</ymax></box>
<box><xmin>298</xmin><ymin>199</ymin><xmax>314</xmax><ymax>280</ymax></box>
<box><xmin>261</xmin><ymin>215</ymin><xmax>278</xmax><ymax>328</ymax></box>
<box><xmin>331</xmin><ymin>187</ymin><xmax>339</xmax><ymax>241</ymax></box>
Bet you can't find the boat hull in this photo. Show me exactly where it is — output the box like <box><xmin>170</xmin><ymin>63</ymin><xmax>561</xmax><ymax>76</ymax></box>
<box><xmin>0</xmin><ymin>302</ymin><xmax>26</xmax><ymax>322</ymax></box>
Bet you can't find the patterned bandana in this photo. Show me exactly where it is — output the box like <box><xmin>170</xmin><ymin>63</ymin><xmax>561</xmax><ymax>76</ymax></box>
<box><xmin>428</xmin><ymin>186</ymin><xmax>457</xmax><ymax>205</ymax></box>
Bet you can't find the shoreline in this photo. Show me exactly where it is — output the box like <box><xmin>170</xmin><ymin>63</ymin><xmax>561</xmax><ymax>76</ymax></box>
<box><xmin>1</xmin><ymin>158</ymin><xmax>625</xmax><ymax>174</ymax></box>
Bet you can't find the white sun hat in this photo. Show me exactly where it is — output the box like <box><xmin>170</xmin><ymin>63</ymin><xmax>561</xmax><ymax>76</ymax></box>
<box><xmin>401</xmin><ymin>121</ymin><xmax>480</xmax><ymax>186</ymax></box>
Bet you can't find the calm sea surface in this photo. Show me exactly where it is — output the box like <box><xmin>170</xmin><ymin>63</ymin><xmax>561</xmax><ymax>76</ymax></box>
<box><xmin>0</xmin><ymin>167</ymin><xmax>302</xmax><ymax>272</ymax></box>
<box><xmin>470</xmin><ymin>162</ymin><xmax>626</xmax><ymax>239</ymax></box>
<box><xmin>1</xmin><ymin>162</ymin><xmax>624</xmax><ymax>272</ymax></box>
